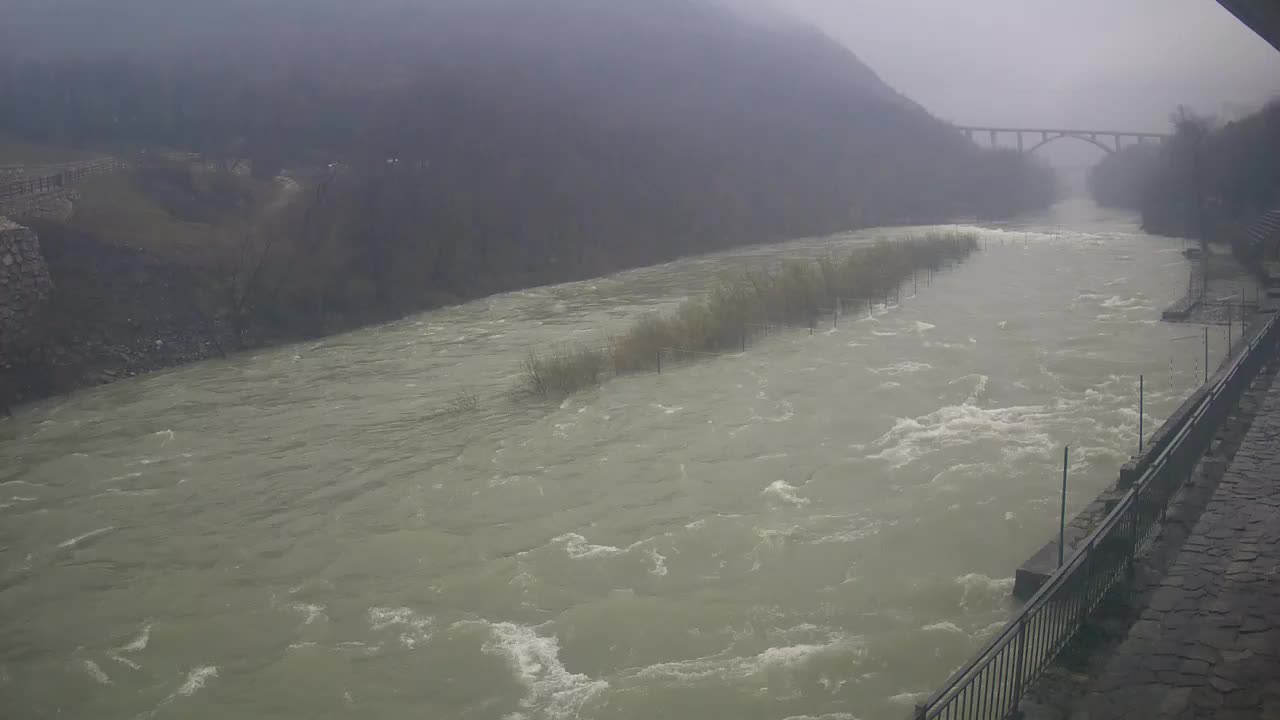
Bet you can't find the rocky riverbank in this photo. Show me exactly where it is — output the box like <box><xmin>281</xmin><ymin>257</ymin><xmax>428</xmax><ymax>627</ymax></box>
<box><xmin>0</xmin><ymin>219</ymin><xmax>231</xmax><ymax>409</ymax></box>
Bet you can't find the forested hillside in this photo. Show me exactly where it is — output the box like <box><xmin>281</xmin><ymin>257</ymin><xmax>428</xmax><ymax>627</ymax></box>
<box><xmin>1</xmin><ymin>0</ymin><xmax>1058</xmax><ymax>402</ymax></box>
<box><xmin>1090</xmin><ymin>102</ymin><xmax>1280</xmax><ymax>246</ymax></box>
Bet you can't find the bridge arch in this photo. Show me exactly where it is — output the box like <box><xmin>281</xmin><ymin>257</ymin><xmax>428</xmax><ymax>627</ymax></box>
<box><xmin>955</xmin><ymin>126</ymin><xmax>1170</xmax><ymax>155</ymax></box>
<box><xmin>1026</xmin><ymin>133</ymin><xmax>1117</xmax><ymax>155</ymax></box>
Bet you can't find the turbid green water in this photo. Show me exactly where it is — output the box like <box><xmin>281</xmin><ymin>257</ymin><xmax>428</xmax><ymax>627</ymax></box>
<box><xmin>0</xmin><ymin>198</ymin><xmax>1228</xmax><ymax>720</ymax></box>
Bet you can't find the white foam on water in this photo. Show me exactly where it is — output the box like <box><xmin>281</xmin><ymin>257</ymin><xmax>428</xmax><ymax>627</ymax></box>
<box><xmin>979</xmin><ymin>621</ymin><xmax>1007</xmax><ymax>636</ymax></box>
<box><xmin>949</xmin><ymin>374</ymin><xmax>989</xmax><ymax>404</ymax></box>
<box><xmin>479</xmin><ymin>622</ymin><xmax>609</xmax><ymax>720</ymax></box>
<box><xmin>92</xmin><ymin>488</ymin><xmax>159</xmax><ymax>499</ymax></box>
<box><xmin>650</xmin><ymin>403</ymin><xmax>684</xmax><ymax>415</ymax></box>
<box><xmin>154</xmin><ymin>430</ymin><xmax>175</xmax><ymax>446</ymax></box>
<box><xmin>888</xmin><ymin>691</ymin><xmax>928</xmax><ymax>705</ymax></box>
<box><xmin>877</xmin><ymin>381</ymin><xmax>901</xmax><ymax>390</ymax></box>
<box><xmin>135</xmin><ymin>453</ymin><xmax>192</xmax><ymax>466</ymax></box>
<box><xmin>763</xmin><ymin>480</ymin><xmax>810</xmax><ymax>507</ymax></box>
<box><xmin>858</xmin><ymin>403</ymin><xmax>1056</xmax><ymax>469</ymax></box>
<box><xmin>914</xmin><ymin>321</ymin><xmax>935</xmax><ymax>332</ymax></box>
<box><xmin>552</xmin><ymin>533</ymin><xmax>636</xmax><ymax>559</ymax></box>
<box><xmin>818</xmin><ymin>675</ymin><xmax>847</xmax><ymax>693</ymax></box>
<box><xmin>335</xmin><ymin>641</ymin><xmax>382</xmax><ymax>656</ymax></box>
<box><xmin>997</xmin><ymin>321</ymin><xmax>1009</xmax><ymax>329</ymax></box>
<box><xmin>748</xmin><ymin>525</ymin><xmax>799</xmax><ymax>571</ymax></box>
<box><xmin>368</xmin><ymin>607</ymin><xmax>434</xmax><ymax>649</ymax></box>
<box><xmin>646</xmin><ymin>548</ymin><xmax>668</xmax><ymax>576</ymax></box>
<box><xmin>629</xmin><ymin>634</ymin><xmax>865</xmax><ymax>684</ymax></box>
<box><xmin>1100</xmin><ymin>295</ymin><xmax>1148</xmax><ymax>309</ymax></box>
<box><xmin>870</xmin><ymin>361</ymin><xmax>931</xmax><ymax>376</ymax></box>
<box><xmin>289</xmin><ymin>603</ymin><xmax>328</xmax><ymax>625</ymax></box>
<box><xmin>137</xmin><ymin>666</ymin><xmax>219</xmax><ymax>719</ymax></box>
<box><xmin>956</xmin><ymin>573</ymin><xmax>1016</xmax><ymax>610</ymax></box>
<box><xmin>175</xmin><ymin>666</ymin><xmax>218</xmax><ymax>696</ymax></box>
<box><xmin>809</xmin><ymin>516</ymin><xmax>884</xmax><ymax>544</ymax></box>
<box><xmin>81</xmin><ymin>659</ymin><xmax>112</xmax><ymax>685</ymax></box>
<box><xmin>118</xmin><ymin>623</ymin><xmax>152</xmax><ymax>653</ymax></box>
<box><xmin>920</xmin><ymin>621</ymin><xmax>965</xmax><ymax>634</ymax></box>
<box><xmin>780</xmin><ymin>713</ymin><xmax>857</xmax><ymax>720</ymax></box>
<box><xmin>0</xmin><ymin>495</ymin><xmax>38</xmax><ymax>510</ymax></box>
<box><xmin>57</xmin><ymin>526</ymin><xmax>116</xmax><ymax>549</ymax></box>
<box><xmin>108</xmin><ymin>653</ymin><xmax>141</xmax><ymax>670</ymax></box>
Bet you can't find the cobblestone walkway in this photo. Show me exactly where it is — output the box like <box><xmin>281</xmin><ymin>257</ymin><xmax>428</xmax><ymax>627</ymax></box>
<box><xmin>1080</xmin><ymin>371</ymin><xmax>1280</xmax><ymax>719</ymax></box>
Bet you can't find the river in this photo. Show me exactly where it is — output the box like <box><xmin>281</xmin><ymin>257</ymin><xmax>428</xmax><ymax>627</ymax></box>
<box><xmin>0</xmin><ymin>197</ymin><xmax>1229</xmax><ymax>720</ymax></box>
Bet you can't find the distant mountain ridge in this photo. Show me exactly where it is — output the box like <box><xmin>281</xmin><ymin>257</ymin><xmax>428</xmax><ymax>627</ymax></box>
<box><xmin>1</xmin><ymin>0</ymin><xmax>1055</xmax><ymax>321</ymax></box>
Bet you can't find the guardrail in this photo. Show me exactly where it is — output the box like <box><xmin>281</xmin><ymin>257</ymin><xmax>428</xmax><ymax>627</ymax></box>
<box><xmin>0</xmin><ymin>159</ymin><xmax>120</xmax><ymax>203</ymax></box>
<box><xmin>911</xmin><ymin>310</ymin><xmax>1280</xmax><ymax>720</ymax></box>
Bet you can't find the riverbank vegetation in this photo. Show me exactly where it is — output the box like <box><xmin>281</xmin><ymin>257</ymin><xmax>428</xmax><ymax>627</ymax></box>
<box><xmin>522</xmin><ymin>232</ymin><xmax>980</xmax><ymax>397</ymax></box>
<box><xmin>1089</xmin><ymin>101</ymin><xmax>1280</xmax><ymax>258</ymax></box>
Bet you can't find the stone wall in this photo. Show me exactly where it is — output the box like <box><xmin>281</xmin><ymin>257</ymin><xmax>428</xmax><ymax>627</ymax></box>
<box><xmin>0</xmin><ymin>190</ymin><xmax>79</xmax><ymax>223</ymax></box>
<box><xmin>0</xmin><ymin>218</ymin><xmax>53</xmax><ymax>352</ymax></box>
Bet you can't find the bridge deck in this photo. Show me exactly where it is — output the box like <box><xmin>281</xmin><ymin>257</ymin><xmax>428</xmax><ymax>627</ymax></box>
<box><xmin>954</xmin><ymin>126</ymin><xmax>1169</xmax><ymax>138</ymax></box>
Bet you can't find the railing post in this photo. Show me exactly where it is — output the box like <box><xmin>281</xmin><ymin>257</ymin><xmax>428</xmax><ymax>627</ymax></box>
<box><xmin>1010</xmin><ymin>618</ymin><xmax>1029</xmax><ymax>712</ymax></box>
<box><xmin>913</xmin><ymin>703</ymin><xmax>927</xmax><ymax>720</ymax></box>
<box><xmin>1125</xmin><ymin>502</ymin><xmax>1138</xmax><ymax>582</ymax></box>
<box><xmin>1079</xmin><ymin>540</ymin><xmax>1096</xmax><ymax>623</ymax></box>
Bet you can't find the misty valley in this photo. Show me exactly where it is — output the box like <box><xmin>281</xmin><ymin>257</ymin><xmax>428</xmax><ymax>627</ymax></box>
<box><xmin>2</xmin><ymin>1</ymin><xmax>1279</xmax><ymax>719</ymax></box>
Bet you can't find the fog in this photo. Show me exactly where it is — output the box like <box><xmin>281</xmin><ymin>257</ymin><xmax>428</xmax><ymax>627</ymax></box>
<box><xmin>4</xmin><ymin>2</ymin><xmax>1279</xmax><ymax>719</ymax></box>
<box><xmin>9</xmin><ymin>0</ymin><xmax>1278</xmax><ymax>137</ymax></box>
<box><xmin>765</xmin><ymin>0</ymin><xmax>1280</xmax><ymax>131</ymax></box>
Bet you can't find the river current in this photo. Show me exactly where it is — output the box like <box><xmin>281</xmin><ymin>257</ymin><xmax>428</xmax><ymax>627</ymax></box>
<box><xmin>0</xmin><ymin>198</ymin><xmax>1227</xmax><ymax>719</ymax></box>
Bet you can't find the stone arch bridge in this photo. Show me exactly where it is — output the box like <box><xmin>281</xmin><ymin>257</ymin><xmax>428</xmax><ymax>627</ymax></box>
<box><xmin>955</xmin><ymin>126</ymin><xmax>1171</xmax><ymax>154</ymax></box>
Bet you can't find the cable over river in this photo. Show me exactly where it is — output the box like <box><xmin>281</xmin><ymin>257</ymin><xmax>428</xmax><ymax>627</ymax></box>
<box><xmin>0</xmin><ymin>198</ymin><xmax>1232</xmax><ymax>720</ymax></box>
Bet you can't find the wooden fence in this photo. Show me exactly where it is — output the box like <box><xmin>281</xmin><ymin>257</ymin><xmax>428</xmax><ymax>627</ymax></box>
<box><xmin>0</xmin><ymin>159</ymin><xmax>122</xmax><ymax>204</ymax></box>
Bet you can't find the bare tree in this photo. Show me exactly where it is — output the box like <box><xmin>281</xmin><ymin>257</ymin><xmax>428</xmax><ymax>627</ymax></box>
<box><xmin>1172</xmin><ymin>107</ymin><xmax>1217</xmax><ymax>299</ymax></box>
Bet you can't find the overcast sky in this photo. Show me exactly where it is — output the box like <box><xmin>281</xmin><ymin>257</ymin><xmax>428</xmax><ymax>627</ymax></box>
<box><xmin>768</xmin><ymin>0</ymin><xmax>1280</xmax><ymax>133</ymax></box>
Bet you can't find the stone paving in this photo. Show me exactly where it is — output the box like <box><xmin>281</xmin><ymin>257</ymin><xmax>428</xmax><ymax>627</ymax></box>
<box><xmin>1078</xmin><ymin>369</ymin><xmax>1280</xmax><ymax>719</ymax></box>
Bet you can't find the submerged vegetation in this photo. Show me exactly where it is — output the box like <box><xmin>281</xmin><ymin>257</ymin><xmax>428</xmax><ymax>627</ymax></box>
<box><xmin>522</xmin><ymin>231</ymin><xmax>980</xmax><ymax>397</ymax></box>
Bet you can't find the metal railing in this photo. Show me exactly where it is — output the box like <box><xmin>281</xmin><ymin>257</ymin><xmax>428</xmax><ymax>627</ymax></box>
<box><xmin>912</xmin><ymin>311</ymin><xmax>1280</xmax><ymax>720</ymax></box>
<box><xmin>0</xmin><ymin>159</ymin><xmax>120</xmax><ymax>203</ymax></box>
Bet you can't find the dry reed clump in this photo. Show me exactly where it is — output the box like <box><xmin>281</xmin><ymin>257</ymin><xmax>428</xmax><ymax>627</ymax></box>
<box><xmin>522</xmin><ymin>231</ymin><xmax>980</xmax><ymax>397</ymax></box>
<box><xmin>445</xmin><ymin>388</ymin><xmax>480</xmax><ymax>415</ymax></box>
<box><xmin>522</xmin><ymin>344</ymin><xmax>612</xmax><ymax>397</ymax></box>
